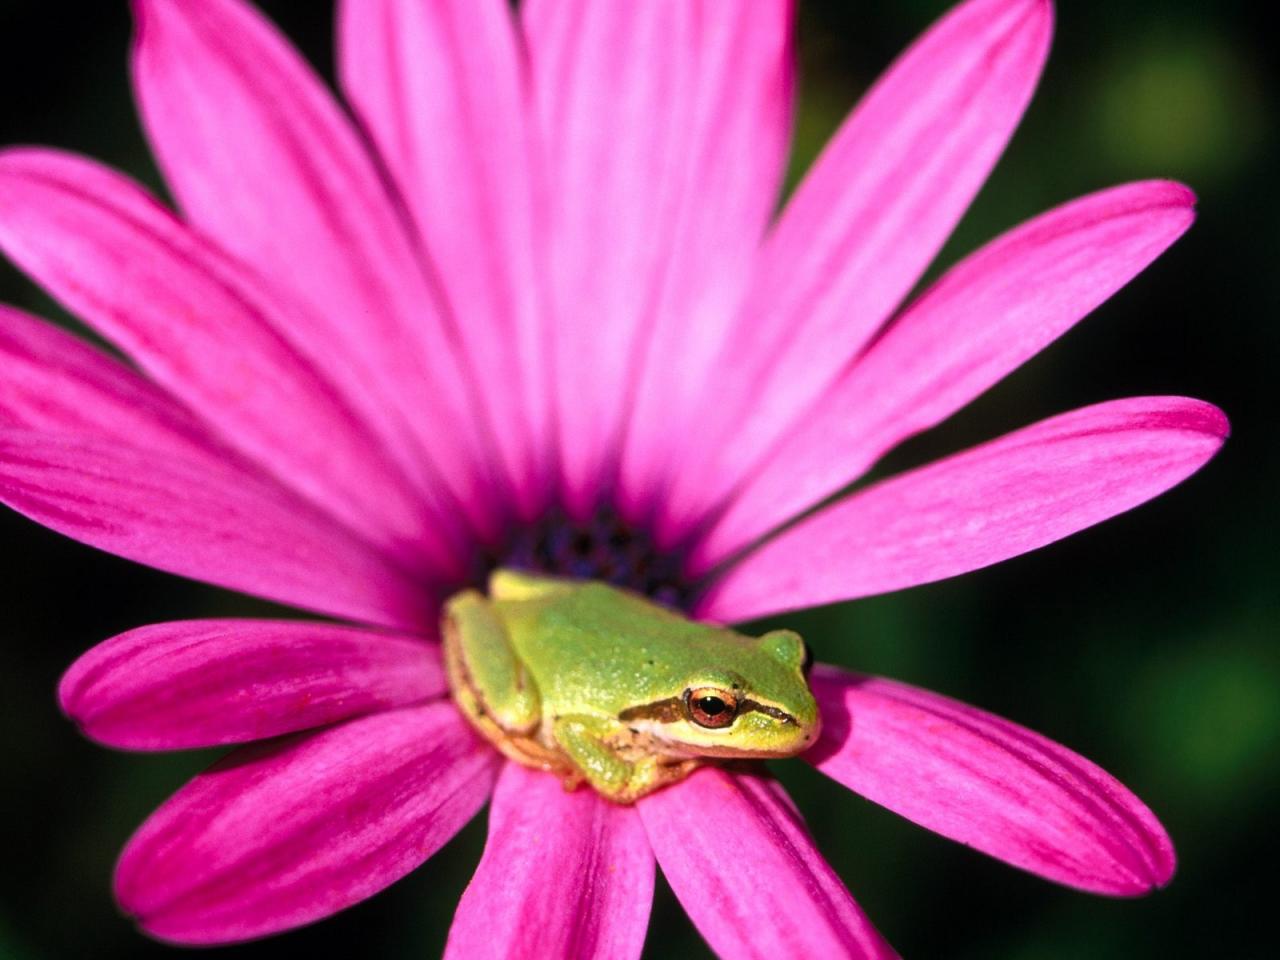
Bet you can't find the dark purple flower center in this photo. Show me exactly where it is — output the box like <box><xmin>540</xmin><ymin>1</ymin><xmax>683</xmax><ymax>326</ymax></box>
<box><xmin>496</xmin><ymin>507</ymin><xmax>693</xmax><ymax>610</ymax></box>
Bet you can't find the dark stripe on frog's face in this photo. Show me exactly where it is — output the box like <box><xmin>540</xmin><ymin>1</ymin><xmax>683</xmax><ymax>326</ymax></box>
<box><xmin>617</xmin><ymin>697</ymin><xmax>683</xmax><ymax>724</ymax></box>
<box><xmin>617</xmin><ymin>697</ymin><xmax>796</xmax><ymax>726</ymax></box>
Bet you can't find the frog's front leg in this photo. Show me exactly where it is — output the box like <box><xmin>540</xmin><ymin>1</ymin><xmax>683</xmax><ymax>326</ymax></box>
<box><xmin>550</xmin><ymin>716</ymin><xmax>632</xmax><ymax>798</ymax></box>
<box><xmin>552</xmin><ymin>716</ymin><xmax>700</xmax><ymax>803</ymax></box>
<box><xmin>442</xmin><ymin>589</ymin><xmax>540</xmax><ymax>737</ymax></box>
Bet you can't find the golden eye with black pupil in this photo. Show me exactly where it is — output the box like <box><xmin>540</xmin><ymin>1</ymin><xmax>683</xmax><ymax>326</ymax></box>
<box><xmin>684</xmin><ymin>687</ymin><xmax>738</xmax><ymax>729</ymax></box>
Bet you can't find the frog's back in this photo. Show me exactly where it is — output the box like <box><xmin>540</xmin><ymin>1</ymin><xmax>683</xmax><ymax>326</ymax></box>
<box><xmin>497</xmin><ymin>582</ymin><xmax>734</xmax><ymax>714</ymax></box>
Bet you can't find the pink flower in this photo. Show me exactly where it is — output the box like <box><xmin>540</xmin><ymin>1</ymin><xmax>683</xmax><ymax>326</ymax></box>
<box><xmin>0</xmin><ymin>0</ymin><xmax>1226</xmax><ymax>956</ymax></box>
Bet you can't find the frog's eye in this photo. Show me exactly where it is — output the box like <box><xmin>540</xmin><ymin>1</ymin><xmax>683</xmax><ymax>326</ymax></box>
<box><xmin>684</xmin><ymin>687</ymin><xmax>738</xmax><ymax>729</ymax></box>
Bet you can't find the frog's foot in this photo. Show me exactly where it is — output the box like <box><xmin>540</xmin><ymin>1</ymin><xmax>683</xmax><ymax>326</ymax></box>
<box><xmin>552</xmin><ymin>716</ymin><xmax>703</xmax><ymax>804</ymax></box>
<box><xmin>552</xmin><ymin>716</ymin><xmax>634</xmax><ymax>800</ymax></box>
<box><xmin>559</xmin><ymin>768</ymin><xmax>586</xmax><ymax>793</ymax></box>
<box><xmin>627</xmin><ymin>756</ymin><xmax>701</xmax><ymax>803</ymax></box>
<box><xmin>488</xmin><ymin>568</ymin><xmax>578</xmax><ymax>601</ymax></box>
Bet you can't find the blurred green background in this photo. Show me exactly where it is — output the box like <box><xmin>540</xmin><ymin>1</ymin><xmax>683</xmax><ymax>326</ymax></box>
<box><xmin>0</xmin><ymin>1</ymin><xmax>1275</xmax><ymax>957</ymax></box>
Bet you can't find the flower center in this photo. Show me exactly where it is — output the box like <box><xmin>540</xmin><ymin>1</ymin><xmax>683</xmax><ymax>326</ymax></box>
<box><xmin>497</xmin><ymin>507</ymin><xmax>693</xmax><ymax>610</ymax></box>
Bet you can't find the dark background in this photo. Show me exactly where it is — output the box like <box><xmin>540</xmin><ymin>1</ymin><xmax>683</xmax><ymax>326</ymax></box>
<box><xmin>1</xmin><ymin>1</ymin><xmax>1275</xmax><ymax>957</ymax></box>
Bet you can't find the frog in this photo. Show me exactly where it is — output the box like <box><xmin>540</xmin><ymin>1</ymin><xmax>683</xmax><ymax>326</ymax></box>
<box><xmin>442</xmin><ymin>568</ymin><xmax>820</xmax><ymax>803</ymax></box>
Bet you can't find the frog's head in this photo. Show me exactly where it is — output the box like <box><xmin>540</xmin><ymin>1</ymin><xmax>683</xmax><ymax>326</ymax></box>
<box><xmin>622</xmin><ymin>628</ymin><xmax>820</xmax><ymax>759</ymax></box>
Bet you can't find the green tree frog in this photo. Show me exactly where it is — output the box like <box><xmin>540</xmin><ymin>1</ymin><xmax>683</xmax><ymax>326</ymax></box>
<box><xmin>443</xmin><ymin>569</ymin><xmax>820</xmax><ymax>803</ymax></box>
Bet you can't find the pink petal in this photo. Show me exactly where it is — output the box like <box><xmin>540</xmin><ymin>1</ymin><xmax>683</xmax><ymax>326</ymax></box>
<box><xmin>446</xmin><ymin>763</ymin><xmax>653</xmax><ymax>960</ymax></box>
<box><xmin>612</xmin><ymin>1</ymin><xmax>797</xmax><ymax>517</ymax></box>
<box><xmin>522</xmin><ymin>0</ymin><xmax>793</xmax><ymax>516</ymax></box>
<box><xmin>131</xmin><ymin>0</ymin><xmax>504</xmax><ymax>539</ymax></box>
<box><xmin>639</xmin><ymin>768</ymin><xmax>897</xmax><ymax>960</ymax></box>
<box><xmin>115</xmin><ymin>703</ymin><xmax>499</xmax><ymax>944</ymax></box>
<box><xmin>660</xmin><ymin>0</ymin><xmax>1053</xmax><ymax>542</ymax></box>
<box><xmin>0</xmin><ymin>302</ymin><xmax>216</xmax><ymax>457</ymax></box>
<box><xmin>59</xmin><ymin>619</ymin><xmax>444</xmax><ymax>750</ymax></box>
<box><xmin>807</xmin><ymin>665</ymin><xmax>1176</xmax><ymax>894</ymax></box>
<box><xmin>696</xmin><ymin>180</ymin><xmax>1198</xmax><ymax>569</ymax></box>
<box><xmin>0</xmin><ymin>149</ymin><xmax>460</xmax><ymax>579</ymax></box>
<box><xmin>700</xmin><ymin>397</ymin><xmax>1228</xmax><ymax>623</ymax></box>
<box><xmin>338</xmin><ymin>0</ymin><xmax>551</xmax><ymax>518</ymax></box>
<box><xmin>0</xmin><ymin>430</ymin><xmax>431</xmax><ymax>630</ymax></box>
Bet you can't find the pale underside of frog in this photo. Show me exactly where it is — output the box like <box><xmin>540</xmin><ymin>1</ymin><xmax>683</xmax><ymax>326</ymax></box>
<box><xmin>443</xmin><ymin>569</ymin><xmax>820</xmax><ymax>804</ymax></box>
